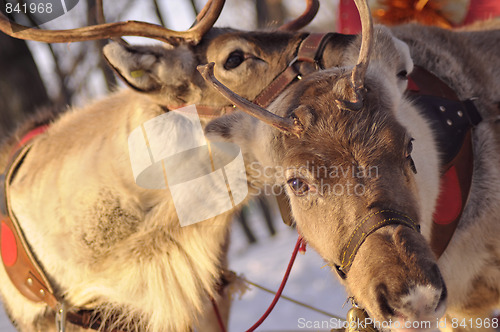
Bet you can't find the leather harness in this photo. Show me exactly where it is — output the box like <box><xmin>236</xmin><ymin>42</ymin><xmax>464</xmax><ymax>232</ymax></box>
<box><xmin>407</xmin><ymin>66</ymin><xmax>481</xmax><ymax>258</ymax></box>
<box><xmin>334</xmin><ymin>210</ymin><xmax>420</xmax><ymax>279</ymax></box>
<box><xmin>0</xmin><ymin>33</ymin><xmax>482</xmax><ymax>329</ymax></box>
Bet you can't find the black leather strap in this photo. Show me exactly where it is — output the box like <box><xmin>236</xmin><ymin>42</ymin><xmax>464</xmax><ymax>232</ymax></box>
<box><xmin>335</xmin><ymin>210</ymin><xmax>420</xmax><ymax>279</ymax></box>
<box><xmin>407</xmin><ymin>66</ymin><xmax>482</xmax><ymax>167</ymax></box>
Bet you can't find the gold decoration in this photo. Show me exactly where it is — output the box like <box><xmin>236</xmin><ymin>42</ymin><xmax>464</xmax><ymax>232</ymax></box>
<box><xmin>372</xmin><ymin>0</ymin><xmax>453</xmax><ymax>28</ymax></box>
<box><xmin>345</xmin><ymin>307</ymin><xmax>378</xmax><ymax>332</ymax></box>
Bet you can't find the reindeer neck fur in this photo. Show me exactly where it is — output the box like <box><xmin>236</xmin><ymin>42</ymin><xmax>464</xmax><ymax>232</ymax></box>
<box><xmin>391</xmin><ymin>23</ymin><xmax>500</xmax><ymax>118</ymax></box>
<box><xmin>1</xmin><ymin>90</ymin><xmax>233</xmax><ymax>332</ymax></box>
<box><xmin>0</xmin><ymin>26</ymin><xmax>368</xmax><ymax>332</ymax></box>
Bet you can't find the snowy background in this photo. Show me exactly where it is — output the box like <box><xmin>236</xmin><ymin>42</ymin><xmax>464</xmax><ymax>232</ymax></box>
<box><xmin>226</xmin><ymin>201</ymin><xmax>350</xmax><ymax>331</ymax></box>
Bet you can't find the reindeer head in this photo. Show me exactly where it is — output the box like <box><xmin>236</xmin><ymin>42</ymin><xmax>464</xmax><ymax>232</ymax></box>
<box><xmin>200</xmin><ymin>0</ymin><xmax>446</xmax><ymax>328</ymax></box>
<box><xmin>0</xmin><ymin>0</ymin><xmax>332</xmax><ymax>111</ymax></box>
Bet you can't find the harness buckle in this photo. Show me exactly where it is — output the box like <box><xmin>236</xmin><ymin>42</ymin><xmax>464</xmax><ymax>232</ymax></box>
<box><xmin>287</xmin><ymin>56</ymin><xmax>320</xmax><ymax>81</ymax></box>
<box><xmin>55</xmin><ymin>302</ymin><xmax>67</xmax><ymax>332</ymax></box>
<box><xmin>287</xmin><ymin>56</ymin><xmax>299</xmax><ymax>68</ymax></box>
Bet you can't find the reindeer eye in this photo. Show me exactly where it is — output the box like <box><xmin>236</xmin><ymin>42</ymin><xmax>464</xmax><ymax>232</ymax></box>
<box><xmin>224</xmin><ymin>50</ymin><xmax>245</xmax><ymax>70</ymax></box>
<box><xmin>287</xmin><ymin>178</ymin><xmax>310</xmax><ymax>196</ymax></box>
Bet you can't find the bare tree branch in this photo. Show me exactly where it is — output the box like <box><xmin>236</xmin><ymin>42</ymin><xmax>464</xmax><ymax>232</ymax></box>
<box><xmin>189</xmin><ymin>0</ymin><xmax>200</xmax><ymax>17</ymax></box>
<box><xmin>152</xmin><ymin>0</ymin><xmax>167</xmax><ymax>27</ymax></box>
<box><xmin>87</xmin><ymin>0</ymin><xmax>117</xmax><ymax>91</ymax></box>
<box><xmin>46</xmin><ymin>43</ymin><xmax>73</xmax><ymax>106</ymax></box>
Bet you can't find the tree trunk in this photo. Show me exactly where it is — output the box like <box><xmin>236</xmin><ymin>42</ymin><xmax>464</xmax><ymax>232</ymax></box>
<box><xmin>0</xmin><ymin>33</ymin><xmax>49</xmax><ymax>134</ymax></box>
<box><xmin>87</xmin><ymin>0</ymin><xmax>117</xmax><ymax>91</ymax></box>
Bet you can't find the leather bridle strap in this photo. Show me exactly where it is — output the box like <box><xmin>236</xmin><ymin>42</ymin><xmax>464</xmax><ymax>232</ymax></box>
<box><xmin>1</xmin><ymin>144</ymin><xmax>59</xmax><ymax>308</ymax></box>
<box><xmin>254</xmin><ymin>33</ymin><xmax>334</xmax><ymax>108</ymax></box>
<box><xmin>173</xmin><ymin>34</ymin><xmax>334</xmax><ymax>118</ymax></box>
<box><xmin>334</xmin><ymin>210</ymin><xmax>420</xmax><ymax>280</ymax></box>
<box><xmin>66</xmin><ymin>310</ymin><xmax>126</xmax><ymax>332</ymax></box>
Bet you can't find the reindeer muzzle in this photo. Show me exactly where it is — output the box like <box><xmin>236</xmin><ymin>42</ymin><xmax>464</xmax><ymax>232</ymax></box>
<box><xmin>334</xmin><ymin>210</ymin><xmax>420</xmax><ymax>279</ymax></box>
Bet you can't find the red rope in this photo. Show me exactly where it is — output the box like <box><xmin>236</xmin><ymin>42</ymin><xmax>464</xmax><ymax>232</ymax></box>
<box><xmin>211</xmin><ymin>296</ymin><xmax>227</xmax><ymax>332</ymax></box>
<box><xmin>245</xmin><ymin>235</ymin><xmax>304</xmax><ymax>332</ymax></box>
<box><xmin>211</xmin><ymin>235</ymin><xmax>305</xmax><ymax>332</ymax></box>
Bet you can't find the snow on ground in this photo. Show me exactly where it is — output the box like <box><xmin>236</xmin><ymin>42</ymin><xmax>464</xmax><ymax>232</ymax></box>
<box><xmin>228</xmin><ymin>200</ymin><xmax>350</xmax><ymax>331</ymax></box>
<box><xmin>0</xmin><ymin>303</ymin><xmax>15</xmax><ymax>331</ymax></box>
<box><xmin>0</xmin><ymin>199</ymin><xmax>350</xmax><ymax>331</ymax></box>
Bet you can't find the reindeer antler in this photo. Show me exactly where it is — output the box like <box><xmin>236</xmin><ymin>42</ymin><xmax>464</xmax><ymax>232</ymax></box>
<box><xmin>198</xmin><ymin>63</ymin><xmax>304</xmax><ymax>137</ymax></box>
<box><xmin>336</xmin><ymin>0</ymin><xmax>374</xmax><ymax>111</ymax></box>
<box><xmin>279</xmin><ymin>0</ymin><xmax>320</xmax><ymax>31</ymax></box>
<box><xmin>0</xmin><ymin>0</ymin><xmax>224</xmax><ymax>45</ymax></box>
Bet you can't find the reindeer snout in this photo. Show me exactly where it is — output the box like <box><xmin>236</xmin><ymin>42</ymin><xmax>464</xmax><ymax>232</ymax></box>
<box><xmin>368</xmin><ymin>226</ymin><xmax>447</xmax><ymax>328</ymax></box>
<box><xmin>349</xmin><ymin>224</ymin><xmax>447</xmax><ymax>329</ymax></box>
<box><xmin>373</xmin><ymin>273</ymin><xmax>447</xmax><ymax>331</ymax></box>
<box><xmin>375</xmin><ymin>282</ymin><xmax>447</xmax><ymax>321</ymax></box>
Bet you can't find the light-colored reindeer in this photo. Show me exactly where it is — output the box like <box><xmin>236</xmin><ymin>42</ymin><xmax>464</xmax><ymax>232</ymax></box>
<box><xmin>197</xmin><ymin>0</ymin><xmax>500</xmax><ymax>330</ymax></box>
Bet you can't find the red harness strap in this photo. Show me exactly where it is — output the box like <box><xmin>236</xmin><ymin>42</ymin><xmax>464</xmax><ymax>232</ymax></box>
<box><xmin>0</xmin><ymin>126</ymin><xmax>59</xmax><ymax>308</ymax></box>
<box><xmin>15</xmin><ymin>125</ymin><xmax>50</xmax><ymax>151</ymax></box>
<box><xmin>245</xmin><ymin>235</ymin><xmax>304</xmax><ymax>332</ymax></box>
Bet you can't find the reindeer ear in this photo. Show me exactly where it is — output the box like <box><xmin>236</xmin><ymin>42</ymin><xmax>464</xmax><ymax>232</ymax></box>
<box><xmin>103</xmin><ymin>42</ymin><xmax>196</xmax><ymax>93</ymax></box>
<box><xmin>392</xmin><ymin>37</ymin><xmax>413</xmax><ymax>74</ymax></box>
<box><xmin>205</xmin><ymin>112</ymin><xmax>258</xmax><ymax>146</ymax></box>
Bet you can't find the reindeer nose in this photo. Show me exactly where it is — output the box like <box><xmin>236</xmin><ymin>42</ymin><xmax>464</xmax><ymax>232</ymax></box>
<box><xmin>375</xmin><ymin>283</ymin><xmax>397</xmax><ymax>317</ymax></box>
<box><xmin>375</xmin><ymin>281</ymin><xmax>447</xmax><ymax>321</ymax></box>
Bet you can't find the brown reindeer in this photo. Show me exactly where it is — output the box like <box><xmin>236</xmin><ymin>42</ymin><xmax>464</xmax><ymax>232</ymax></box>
<box><xmin>198</xmin><ymin>1</ymin><xmax>500</xmax><ymax>331</ymax></box>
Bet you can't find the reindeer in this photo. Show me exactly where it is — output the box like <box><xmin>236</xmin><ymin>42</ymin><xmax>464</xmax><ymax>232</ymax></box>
<box><xmin>0</xmin><ymin>1</ymin><xmax>369</xmax><ymax>331</ymax></box>
<box><xmin>196</xmin><ymin>0</ymin><xmax>500</xmax><ymax>331</ymax></box>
